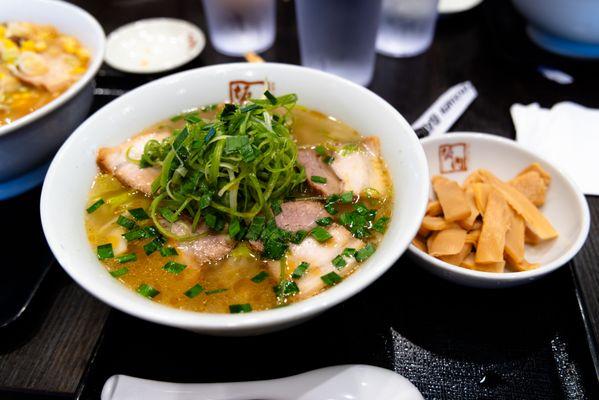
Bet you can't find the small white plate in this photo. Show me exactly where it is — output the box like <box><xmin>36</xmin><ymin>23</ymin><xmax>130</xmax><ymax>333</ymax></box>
<box><xmin>105</xmin><ymin>18</ymin><xmax>205</xmax><ymax>74</ymax></box>
<box><xmin>439</xmin><ymin>0</ymin><xmax>484</xmax><ymax>14</ymax></box>
<box><xmin>409</xmin><ymin>132</ymin><xmax>590</xmax><ymax>288</ymax></box>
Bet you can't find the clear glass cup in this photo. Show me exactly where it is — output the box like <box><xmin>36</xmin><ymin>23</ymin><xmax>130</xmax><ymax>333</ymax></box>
<box><xmin>376</xmin><ymin>0</ymin><xmax>439</xmax><ymax>57</ymax></box>
<box><xmin>295</xmin><ymin>0</ymin><xmax>383</xmax><ymax>86</ymax></box>
<box><xmin>202</xmin><ymin>0</ymin><xmax>276</xmax><ymax>56</ymax></box>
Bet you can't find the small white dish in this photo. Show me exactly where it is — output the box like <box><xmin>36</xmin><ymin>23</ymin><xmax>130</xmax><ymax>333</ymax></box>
<box><xmin>439</xmin><ymin>0</ymin><xmax>484</xmax><ymax>14</ymax></box>
<box><xmin>105</xmin><ymin>18</ymin><xmax>205</xmax><ymax>74</ymax></box>
<box><xmin>40</xmin><ymin>63</ymin><xmax>429</xmax><ymax>335</ymax></box>
<box><xmin>409</xmin><ymin>132</ymin><xmax>590</xmax><ymax>288</ymax></box>
<box><xmin>101</xmin><ymin>365</ymin><xmax>424</xmax><ymax>400</ymax></box>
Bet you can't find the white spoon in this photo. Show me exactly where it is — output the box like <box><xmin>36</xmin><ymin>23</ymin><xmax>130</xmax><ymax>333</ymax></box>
<box><xmin>101</xmin><ymin>364</ymin><xmax>423</xmax><ymax>400</ymax></box>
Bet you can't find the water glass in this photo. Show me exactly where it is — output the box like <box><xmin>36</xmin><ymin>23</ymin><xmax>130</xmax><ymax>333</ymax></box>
<box><xmin>202</xmin><ymin>0</ymin><xmax>276</xmax><ymax>56</ymax></box>
<box><xmin>295</xmin><ymin>0</ymin><xmax>383</xmax><ymax>86</ymax></box>
<box><xmin>376</xmin><ymin>0</ymin><xmax>439</xmax><ymax>57</ymax></box>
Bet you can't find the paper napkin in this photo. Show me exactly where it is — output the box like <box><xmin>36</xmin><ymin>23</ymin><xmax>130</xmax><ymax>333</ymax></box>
<box><xmin>510</xmin><ymin>102</ymin><xmax>599</xmax><ymax>196</ymax></box>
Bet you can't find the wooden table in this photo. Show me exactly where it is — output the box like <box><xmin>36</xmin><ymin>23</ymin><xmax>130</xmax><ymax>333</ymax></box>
<box><xmin>0</xmin><ymin>0</ymin><xmax>597</xmax><ymax>398</ymax></box>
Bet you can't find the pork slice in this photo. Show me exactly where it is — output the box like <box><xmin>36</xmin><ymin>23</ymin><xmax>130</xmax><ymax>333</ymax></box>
<box><xmin>9</xmin><ymin>51</ymin><xmax>77</xmax><ymax>93</ymax></box>
<box><xmin>269</xmin><ymin>224</ymin><xmax>365</xmax><ymax>300</ymax></box>
<box><xmin>161</xmin><ymin>218</ymin><xmax>236</xmax><ymax>266</ymax></box>
<box><xmin>275</xmin><ymin>200</ymin><xmax>328</xmax><ymax>232</ymax></box>
<box><xmin>97</xmin><ymin>131</ymin><xmax>170</xmax><ymax>195</ymax></box>
<box><xmin>330</xmin><ymin>136</ymin><xmax>390</xmax><ymax>198</ymax></box>
<box><xmin>298</xmin><ymin>148</ymin><xmax>343</xmax><ymax>196</ymax></box>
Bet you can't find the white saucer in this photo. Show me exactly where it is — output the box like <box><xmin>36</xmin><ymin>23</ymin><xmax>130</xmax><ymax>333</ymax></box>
<box><xmin>439</xmin><ymin>0</ymin><xmax>484</xmax><ymax>14</ymax></box>
<box><xmin>105</xmin><ymin>18</ymin><xmax>205</xmax><ymax>74</ymax></box>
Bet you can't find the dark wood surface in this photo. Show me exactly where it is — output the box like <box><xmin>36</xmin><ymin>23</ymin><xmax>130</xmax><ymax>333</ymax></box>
<box><xmin>0</xmin><ymin>0</ymin><xmax>598</xmax><ymax>397</ymax></box>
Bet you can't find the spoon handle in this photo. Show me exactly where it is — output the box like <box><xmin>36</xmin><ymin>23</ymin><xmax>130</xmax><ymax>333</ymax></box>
<box><xmin>101</xmin><ymin>375</ymin><xmax>280</xmax><ymax>400</ymax></box>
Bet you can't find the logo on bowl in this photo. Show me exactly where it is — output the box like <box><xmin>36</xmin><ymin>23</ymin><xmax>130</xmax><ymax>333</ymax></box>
<box><xmin>439</xmin><ymin>143</ymin><xmax>468</xmax><ymax>173</ymax></box>
<box><xmin>229</xmin><ymin>80</ymin><xmax>274</xmax><ymax>104</ymax></box>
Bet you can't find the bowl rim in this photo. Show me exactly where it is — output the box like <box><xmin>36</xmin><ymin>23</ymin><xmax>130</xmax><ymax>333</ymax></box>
<box><xmin>41</xmin><ymin>62</ymin><xmax>430</xmax><ymax>331</ymax></box>
<box><xmin>409</xmin><ymin>132</ymin><xmax>591</xmax><ymax>282</ymax></box>
<box><xmin>0</xmin><ymin>0</ymin><xmax>106</xmax><ymax>138</ymax></box>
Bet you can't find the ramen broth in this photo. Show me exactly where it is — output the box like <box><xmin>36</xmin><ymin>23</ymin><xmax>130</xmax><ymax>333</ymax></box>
<box><xmin>86</xmin><ymin>100</ymin><xmax>393</xmax><ymax>314</ymax></box>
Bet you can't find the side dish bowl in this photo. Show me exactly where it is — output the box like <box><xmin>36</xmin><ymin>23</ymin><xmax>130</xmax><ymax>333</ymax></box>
<box><xmin>0</xmin><ymin>0</ymin><xmax>105</xmax><ymax>182</ymax></box>
<box><xmin>409</xmin><ymin>132</ymin><xmax>590</xmax><ymax>288</ymax></box>
<box><xmin>41</xmin><ymin>63</ymin><xmax>429</xmax><ymax>335</ymax></box>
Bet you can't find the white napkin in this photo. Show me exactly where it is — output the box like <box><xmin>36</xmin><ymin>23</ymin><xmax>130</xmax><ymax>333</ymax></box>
<box><xmin>510</xmin><ymin>102</ymin><xmax>599</xmax><ymax>196</ymax></box>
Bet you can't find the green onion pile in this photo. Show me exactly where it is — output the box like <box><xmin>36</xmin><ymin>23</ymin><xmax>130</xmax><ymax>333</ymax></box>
<box><xmin>139</xmin><ymin>91</ymin><xmax>306</xmax><ymax>240</ymax></box>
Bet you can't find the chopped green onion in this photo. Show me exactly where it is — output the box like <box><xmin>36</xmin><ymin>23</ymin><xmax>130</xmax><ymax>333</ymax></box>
<box><xmin>184</xmin><ymin>283</ymin><xmax>204</xmax><ymax>298</ymax></box>
<box><xmin>117</xmin><ymin>215</ymin><xmax>136</xmax><ymax>230</ymax></box>
<box><xmin>373</xmin><ymin>217</ymin><xmax>390</xmax><ymax>233</ymax></box>
<box><xmin>311</xmin><ymin>226</ymin><xmax>332</xmax><ymax>242</ymax></box>
<box><xmin>321</xmin><ymin>271</ymin><xmax>342</xmax><ymax>286</ymax></box>
<box><xmin>205</xmin><ymin>288</ymin><xmax>228</xmax><ymax>295</ymax></box>
<box><xmin>229</xmin><ymin>303</ymin><xmax>252</xmax><ymax>313</ymax></box>
<box><xmin>228</xmin><ymin>217</ymin><xmax>241</xmax><ymax>239</ymax></box>
<box><xmin>340</xmin><ymin>191</ymin><xmax>354</xmax><ymax>204</ymax></box>
<box><xmin>117</xmin><ymin>253</ymin><xmax>137</xmax><ymax>263</ymax></box>
<box><xmin>324</xmin><ymin>203</ymin><xmax>338</xmax><ymax>215</ymax></box>
<box><xmin>342</xmin><ymin>248</ymin><xmax>356</xmax><ymax>257</ymax></box>
<box><xmin>315</xmin><ymin>145</ymin><xmax>327</xmax><ymax>156</ymax></box>
<box><xmin>137</xmin><ymin>283</ymin><xmax>160</xmax><ymax>298</ymax></box>
<box><xmin>251</xmin><ymin>271</ymin><xmax>269</xmax><ymax>283</ymax></box>
<box><xmin>160</xmin><ymin>247</ymin><xmax>178</xmax><ymax>257</ymax></box>
<box><xmin>97</xmin><ymin>243</ymin><xmax>114</xmax><ymax>260</ymax></box>
<box><xmin>324</xmin><ymin>156</ymin><xmax>335</xmax><ymax>164</ymax></box>
<box><xmin>291</xmin><ymin>230</ymin><xmax>308</xmax><ymax>244</ymax></box>
<box><xmin>264</xmin><ymin>90</ymin><xmax>277</xmax><ymax>105</ymax></box>
<box><xmin>110</xmin><ymin>267</ymin><xmax>129</xmax><ymax>277</ymax></box>
<box><xmin>311</xmin><ymin>175</ymin><xmax>327</xmax><ymax>184</ymax></box>
<box><xmin>316</xmin><ymin>216</ymin><xmax>333</xmax><ymax>226</ymax></box>
<box><xmin>162</xmin><ymin>261</ymin><xmax>187</xmax><ymax>275</ymax></box>
<box><xmin>129</xmin><ymin>208</ymin><xmax>149</xmax><ymax>221</ymax></box>
<box><xmin>143</xmin><ymin>239</ymin><xmax>162</xmax><ymax>255</ymax></box>
<box><xmin>122</xmin><ymin>229</ymin><xmax>147</xmax><ymax>242</ymax></box>
<box><xmin>86</xmin><ymin>199</ymin><xmax>104</xmax><ymax>214</ymax></box>
<box><xmin>355</xmin><ymin>243</ymin><xmax>376</xmax><ymax>262</ymax></box>
<box><xmin>291</xmin><ymin>262</ymin><xmax>309</xmax><ymax>279</ymax></box>
<box><xmin>159</xmin><ymin>207</ymin><xmax>179</xmax><ymax>223</ymax></box>
<box><xmin>271</xmin><ymin>199</ymin><xmax>282</xmax><ymax>215</ymax></box>
<box><xmin>332</xmin><ymin>255</ymin><xmax>346</xmax><ymax>269</ymax></box>
<box><xmin>245</xmin><ymin>216</ymin><xmax>265</xmax><ymax>241</ymax></box>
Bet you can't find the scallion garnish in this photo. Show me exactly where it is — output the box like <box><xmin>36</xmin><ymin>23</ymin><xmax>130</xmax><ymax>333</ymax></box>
<box><xmin>129</xmin><ymin>208</ymin><xmax>149</xmax><ymax>221</ymax></box>
<box><xmin>251</xmin><ymin>271</ymin><xmax>269</xmax><ymax>283</ymax></box>
<box><xmin>97</xmin><ymin>243</ymin><xmax>114</xmax><ymax>260</ymax></box>
<box><xmin>291</xmin><ymin>230</ymin><xmax>308</xmax><ymax>244</ymax></box>
<box><xmin>342</xmin><ymin>248</ymin><xmax>356</xmax><ymax>257</ymax></box>
<box><xmin>311</xmin><ymin>226</ymin><xmax>332</xmax><ymax>242</ymax></box>
<box><xmin>86</xmin><ymin>199</ymin><xmax>104</xmax><ymax>214</ymax></box>
<box><xmin>291</xmin><ymin>262</ymin><xmax>309</xmax><ymax>279</ymax></box>
<box><xmin>117</xmin><ymin>215</ymin><xmax>136</xmax><ymax>230</ymax></box>
<box><xmin>332</xmin><ymin>255</ymin><xmax>346</xmax><ymax>269</ymax></box>
<box><xmin>264</xmin><ymin>90</ymin><xmax>277</xmax><ymax>105</ymax></box>
<box><xmin>160</xmin><ymin>247</ymin><xmax>178</xmax><ymax>257</ymax></box>
<box><xmin>271</xmin><ymin>199</ymin><xmax>282</xmax><ymax>215</ymax></box>
<box><xmin>229</xmin><ymin>303</ymin><xmax>252</xmax><ymax>313</ymax></box>
<box><xmin>122</xmin><ymin>229</ymin><xmax>147</xmax><ymax>242</ymax></box>
<box><xmin>110</xmin><ymin>267</ymin><xmax>129</xmax><ymax>277</ymax></box>
<box><xmin>315</xmin><ymin>145</ymin><xmax>326</xmax><ymax>156</ymax></box>
<box><xmin>184</xmin><ymin>283</ymin><xmax>204</xmax><ymax>298</ymax></box>
<box><xmin>159</xmin><ymin>207</ymin><xmax>179</xmax><ymax>223</ymax></box>
<box><xmin>316</xmin><ymin>216</ymin><xmax>333</xmax><ymax>226</ymax></box>
<box><xmin>143</xmin><ymin>239</ymin><xmax>162</xmax><ymax>255</ymax></box>
<box><xmin>162</xmin><ymin>261</ymin><xmax>187</xmax><ymax>275</ymax></box>
<box><xmin>137</xmin><ymin>283</ymin><xmax>160</xmax><ymax>298</ymax></box>
<box><xmin>117</xmin><ymin>253</ymin><xmax>137</xmax><ymax>263</ymax></box>
<box><xmin>311</xmin><ymin>175</ymin><xmax>327</xmax><ymax>184</ymax></box>
<box><xmin>205</xmin><ymin>288</ymin><xmax>228</xmax><ymax>295</ymax></box>
<box><xmin>321</xmin><ymin>271</ymin><xmax>342</xmax><ymax>286</ymax></box>
<box><xmin>340</xmin><ymin>191</ymin><xmax>354</xmax><ymax>204</ymax></box>
<box><xmin>355</xmin><ymin>243</ymin><xmax>376</xmax><ymax>262</ymax></box>
<box><xmin>245</xmin><ymin>216</ymin><xmax>265</xmax><ymax>241</ymax></box>
<box><xmin>228</xmin><ymin>217</ymin><xmax>242</xmax><ymax>239</ymax></box>
<box><xmin>324</xmin><ymin>203</ymin><xmax>338</xmax><ymax>215</ymax></box>
<box><xmin>373</xmin><ymin>216</ymin><xmax>390</xmax><ymax>233</ymax></box>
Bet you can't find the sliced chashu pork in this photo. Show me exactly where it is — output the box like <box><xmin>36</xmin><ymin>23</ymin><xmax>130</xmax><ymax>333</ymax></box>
<box><xmin>330</xmin><ymin>136</ymin><xmax>390</xmax><ymax>198</ymax></box>
<box><xmin>161</xmin><ymin>218</ymin><xmax>236</xmax><ymax>266</ymax></box>
<box><xmin>97</xmin><ymin>130</ymin><xmax>170</xmax><ymax>195</ymax></box>
<box><xmin>297</xmin><ymin>148</ymin><xmax>343</xmax><ymax>196</ymax></box>
<box><xmin>9</xmin><ymin>51</ymin><xmax>79</xmax><ymax>93</ymax></box>
<box><xmin>269</xmin><ymin>223</ymin><xmax>365</xmax><ymax>300</ymax></box>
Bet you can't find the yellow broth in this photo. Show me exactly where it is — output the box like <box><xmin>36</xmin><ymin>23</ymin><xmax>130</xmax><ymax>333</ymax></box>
<box><xmin>86</xmin><ymin>107</ymin><xmax>393</xmax><ymax>313</ymax></box>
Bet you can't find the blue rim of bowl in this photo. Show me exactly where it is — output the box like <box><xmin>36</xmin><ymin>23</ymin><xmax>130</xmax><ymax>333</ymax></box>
<box><xmin>0</xmin><ymin>161</ymin><xmax>50</xmax><ymax>201</ymax></box>
<box><xmin>527</xmin><ymin>25</ymin><xmax>599</xmax><ymax>59</ymax></box>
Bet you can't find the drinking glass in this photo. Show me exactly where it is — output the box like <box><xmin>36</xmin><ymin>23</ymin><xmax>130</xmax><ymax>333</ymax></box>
<box><xmin>376</xmin><ymin>0</ymin><xmax>439</xmax><ymax>57</ymax></box>
<box><xmin>295</xmin><ymin>0</ymin><xmax>383</xmax><ymax>86</ymax></box>
<box><xmin>202</xmin><ymin>0</ymin><xmax>276</xmax><ymax>56</ymax></box>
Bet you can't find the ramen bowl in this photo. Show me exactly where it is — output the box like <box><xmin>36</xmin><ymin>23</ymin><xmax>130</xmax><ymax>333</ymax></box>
<box><xmin>408</xmin><ymin>133</ymin><xmax>590</xmax><ymax>288</ymax></box>
<box><xmin>0</xmin><ymin>0</ymin><xmax>105</xmax><ymax>184</ymax></box>
<box><xmin>41</xmin><ymin>63</ymin><xmax>429</xmax><ymax>335</ymax></box>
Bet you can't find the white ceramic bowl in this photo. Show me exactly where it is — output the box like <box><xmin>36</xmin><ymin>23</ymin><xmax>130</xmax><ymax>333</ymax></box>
<box><xmin>0</xmin><ymin>0</ymin><xmax>105</xmax><ymax>181</ymax></box>
<box><xmin>408</xmin><ymin>132</ymin><xmax>590</xmax><ymax>288</ymax></box>
<box><xmin>41</xmin><ymin>63</ymin><xmax>429</xmax><ymax>335</ymax></box>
